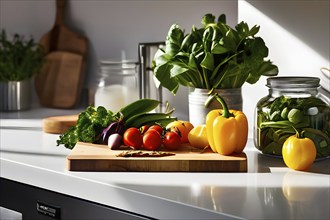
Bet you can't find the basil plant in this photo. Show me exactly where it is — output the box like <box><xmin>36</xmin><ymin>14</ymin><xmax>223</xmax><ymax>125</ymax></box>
<box><xmin>153</xmin><ymin>13</ymin><xmax>279</xmax><ymax>94</ymax></box>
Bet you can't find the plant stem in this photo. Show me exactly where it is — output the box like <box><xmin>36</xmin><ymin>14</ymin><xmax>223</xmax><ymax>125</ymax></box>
<box><xmin>202</xmin><ymin>68</ymin><xmax>210</xmax><ymax>89</ymax></box>
<box><xmin>205</xmin><ymin>93</ymin><xmax>234</xmax><ymax>118</ymax></box>
<box><xmin>291</xmin><ymin>125</ymin><xmax>302</xmax><ymax>139</ymax></box>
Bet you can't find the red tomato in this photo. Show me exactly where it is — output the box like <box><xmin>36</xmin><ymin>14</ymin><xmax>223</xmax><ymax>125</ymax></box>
<box><xmin>163</xmin><ymin>131</ymin><xmax>181</xmax><ymax>150</ymax></box>
<box><xmin>148</xmin><ymin>124</ymin><xmax>163</xmax><ymax>135</ymax></box>
<box><xmin>139</xmin><ymin>125</ymin><xmax>149</xmax><ymax>135</ymax></box>
<box><xmin>166</xmin><ymin>121</ymin><xmax>194</xmax><ymax>143</ymax></box>
<box><xmin>123</xmin><ymin>128</ymin><xmax>143</xmax><ymax>149</ymax></box>
<box><xmin>143</xmin><ymin>129</ymin><xmax>162</xmax><ymax>151</ymax></box>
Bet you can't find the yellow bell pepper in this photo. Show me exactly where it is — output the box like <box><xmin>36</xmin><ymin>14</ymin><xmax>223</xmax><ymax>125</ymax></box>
<box><xmin>282</xmin><ymin>128</ymin><xmax>316</xmax><ymax>171</ymax></box>
<box><xmin>205</xmin><ymin>93</ymin><xmax>248</xmax><ymax>155</ymax></box>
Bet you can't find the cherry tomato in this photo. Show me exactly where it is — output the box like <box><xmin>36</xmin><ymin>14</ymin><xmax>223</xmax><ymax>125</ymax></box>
<box><xmin>139</xmin><ymin>125</ymin><xmax>149</xmax><ymax>135</ymax></box>
<box><xmin>143</xmin><ymin>129</ymin><xmax>162</xmax><ymax>151</ymax></box>
<box><xmin>148</xmin><ymin>124</ymin><xmax>163</xmax><ymax>135</ymax></box>
<box><xmin>123</xmin><ymin>128</ymin><xmax>143</xmax><ymax>149</ymax></box>
<box><xmin>166</xmin><ymin>120</ymin><xmax>194</xmax><ymax>143</ymax></box>
<box><xmin>163</xmin><ymin>131</ymin><xmax>181</xmax><ymax>150</ymax></box>
<box><xmin>182</xmin><ymin>121</ymin><xmax>194</xmax><ymax>131</ymax></box>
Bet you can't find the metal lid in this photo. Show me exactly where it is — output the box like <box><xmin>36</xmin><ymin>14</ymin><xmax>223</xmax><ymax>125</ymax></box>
<box><xmin>267</xmin><ymin>76</ymin><xmax>320</xmax><ymax>88</ymax></box>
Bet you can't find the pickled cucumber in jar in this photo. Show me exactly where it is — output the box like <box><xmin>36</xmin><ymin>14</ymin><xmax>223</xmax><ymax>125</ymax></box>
<box><xmin>254</xmin><ymin>77</ymin><xmax>330</xmax><ymax>158</ymax></box>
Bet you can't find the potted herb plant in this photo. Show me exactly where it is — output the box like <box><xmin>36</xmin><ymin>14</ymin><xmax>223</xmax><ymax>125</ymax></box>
<box><xmin>0</xmin><ymin>30</ymin><xmax>45</xmax><ymax>111</ymax></box>
<box><xmin>153</xmin><ymin>13</ymin><xmax>278</xmax><ymax>125</ymax></box>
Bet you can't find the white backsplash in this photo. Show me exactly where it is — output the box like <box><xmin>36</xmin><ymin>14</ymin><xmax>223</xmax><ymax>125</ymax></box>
<box><xmin>1</xmin><ymin>0</ymin><xmax>329</xmax><ymax>136</ymax></box>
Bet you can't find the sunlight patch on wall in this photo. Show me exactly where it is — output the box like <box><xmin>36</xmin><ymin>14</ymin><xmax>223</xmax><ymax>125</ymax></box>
<box><xmin>239</xmin><ymin>0</ymin><xmax>329</xmax><ymax>136</ymax></box>
<box><xmin>239</xmin><ymin>0</ymin><xmax>329</xmax><ymax>77</ymax></box>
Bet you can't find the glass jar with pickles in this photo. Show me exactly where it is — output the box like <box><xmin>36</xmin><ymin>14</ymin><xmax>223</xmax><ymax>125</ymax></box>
<box><xmin>254</xmin><ymin>77</ymin><xmax>330</xmax><ymax>158</ymax></box>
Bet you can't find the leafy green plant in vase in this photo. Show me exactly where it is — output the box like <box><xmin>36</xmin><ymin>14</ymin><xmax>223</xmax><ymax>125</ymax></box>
<box><xmin>0</xmin><ymin>30</ymin><xmax>45</xmax><ymax>111</ymax></box>
<box><xmin>153</xmin><ymin>13</ymin><xmax>278</xmax><ymax>125</ymax></box>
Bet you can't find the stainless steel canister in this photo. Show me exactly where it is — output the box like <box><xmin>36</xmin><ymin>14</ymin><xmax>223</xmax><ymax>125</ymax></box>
<box><xmin>138</xmin><ymin>42</ymin><xmax>165</xmax><ymax>112</ymax></box>
<box><xmin>0</xmin><ymin>80</ymin><xmax>31</xmax><ymax>111</ymax></box>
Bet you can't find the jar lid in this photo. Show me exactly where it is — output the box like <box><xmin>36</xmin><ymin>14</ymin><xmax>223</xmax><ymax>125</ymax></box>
<box><xmin>267</xmin><ymin>76</ymin><xmax>320</xmax><ymax>88</ymax></box>
<box><xmin>99</xmin><ymin>60</ymin><xmax>138</xmax><ymax>74</ymax></box>
<box><xmin>99</xmin><ymin>60</ymin><xmax>138</xmax><ymax>65</ymax></box>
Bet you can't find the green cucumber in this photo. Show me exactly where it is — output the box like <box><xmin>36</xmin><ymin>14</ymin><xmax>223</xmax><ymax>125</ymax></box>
<box><xmin>119</xmin><ymin>99</ymin><xmax>160</xmax><ymax>121</ymax></box>
<box><xmin>125</xmin><ymin>112</ymin><xmax>175</xmax><ymax>128</ymax></box>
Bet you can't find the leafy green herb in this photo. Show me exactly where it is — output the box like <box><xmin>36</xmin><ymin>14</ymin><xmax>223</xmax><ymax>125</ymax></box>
<box><xmin>153</xmin><ymin>13</ymin><xmax>278</xmax><ymax>94</ymax></box>
<box><xmin>57</xmin><ymin>106</ymin><xmax>115</xmax><ymax>149</ymax></box>
<box><xmin>0</xmin><ymin>30</ymin><xmax>45</xmax><ymax>82</ymax></box>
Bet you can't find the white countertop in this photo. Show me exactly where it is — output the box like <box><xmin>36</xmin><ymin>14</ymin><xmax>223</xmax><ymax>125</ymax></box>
<box><xmin>1</xmin><ymin>107</ymin><xmax>329</xmax><ymax>219</ymax></box>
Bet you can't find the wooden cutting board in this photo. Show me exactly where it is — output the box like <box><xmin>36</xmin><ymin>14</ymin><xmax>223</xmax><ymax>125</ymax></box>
<box><xmin>39</xmin><ymin>0</ymin><xmax>87</xmax><ymax>55</ymax></box>
<box><xmin>67</xmin><ymin>142</ymin><xmax>247</xmax><ymax>172</ymax></box>
<box><xmin>43</xmin><ymin>114</ymin><xmax>78</xmax><ymax>134</ymax></box>
<box><xmin>35</xmin><ymin>0</ymin><xmax>87</xmax><ymax>108</ymax></box>
<box><xmin>35</xmin><ymin>51</ymin><xmax>85</xmax><ymax>108</ymax></box>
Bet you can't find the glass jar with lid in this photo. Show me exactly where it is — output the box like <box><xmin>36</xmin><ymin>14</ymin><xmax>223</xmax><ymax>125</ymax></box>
<box><xmin>94</xmin><ymin>60</ymin><xmax>139</xmax><ymax>112</ymax></box>
<box><xmin>254</xmin><ymin>76</ymin><xmax>330</xmax><ymax>158</ymax></box>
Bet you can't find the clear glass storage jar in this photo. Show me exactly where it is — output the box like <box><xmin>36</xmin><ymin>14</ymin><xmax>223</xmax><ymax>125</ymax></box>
<box><xmin>254</xmin><ymin>77</ymin><xmax>330</xmax><ymax>158</ymax></box>
<box><xmin>94</xmin><ymin>60</ymin><xmax>139</xmax><ymax>112</ymax></box>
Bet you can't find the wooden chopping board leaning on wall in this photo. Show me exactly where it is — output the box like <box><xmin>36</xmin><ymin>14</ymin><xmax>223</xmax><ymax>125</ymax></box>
<box><xmin>35</xmin><ymin>0</ymin><xmax>88</xmax><ymax>108</ymax></box>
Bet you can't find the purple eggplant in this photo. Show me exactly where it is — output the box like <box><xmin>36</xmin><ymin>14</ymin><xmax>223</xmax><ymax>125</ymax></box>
<box><xmin>101</xmin><ymin>121</ymin><xmax>125</xmax><ymax>144</ymax></box>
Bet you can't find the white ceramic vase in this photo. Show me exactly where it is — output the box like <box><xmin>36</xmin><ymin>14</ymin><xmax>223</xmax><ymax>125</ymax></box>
<box><xmin>188</xmin><ymin>87</ymin><xmax>242</xmax><ymax>126</ymax></box>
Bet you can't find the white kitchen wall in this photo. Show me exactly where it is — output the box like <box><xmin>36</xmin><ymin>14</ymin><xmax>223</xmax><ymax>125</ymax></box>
<box><xmin>0</xmin><ymin>0</ymin><xmax>238</xmax><ymax>119</ymax></box>
<box><xmin>1</xmin><ymin>0</ymin><xmax>329</xmax><ymax>135</ymax></box>
<box><xmin>239</xmin><ymin>0</ymin><xmax>329</xmax><ymax>136</ymax></box>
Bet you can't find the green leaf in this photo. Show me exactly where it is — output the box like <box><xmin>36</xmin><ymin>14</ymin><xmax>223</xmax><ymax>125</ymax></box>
<box><xmin>211</xmin><ymin>51</ymin><xmax>243</xmax><ymax>81</ymax></box>
<box><xmin>153</xmin><ymin>49</ymin><xmax>171</xmax><ymax>67</ymax></box>
<box><xmin>191</xmin><ymin>42</ymin><xmax>203</xmax><ymax>54</ymax></box>
<box><xmin>202</xmin><ymin>27</ymin><xmax>213</xmax><ymax>52</ymax></box>
<box><xmin>211</xmin><ymin>42</ymin><xmax>230</xmax><ymax>54</ymax></box>
<box><xmin>181</xmin><ymin>33</ymin><xmax>194</xmax><ymax>51</ymax></box>
<box><xmin>165</xmin><ymin>24</ymin><xmax>184</xmax><ymax>56</ymax></box>
<box><xmin>245</xmin><ymin>37</ymin><xmax>268</xmax><ymax>60</ymax></box>
<box><xmin>188</xmin><ymin>53</ymin><xmax>199</xmax><ymax>71</ymax></box>
<box><xmin>246</xmin><ymin>73</ymin><xmax>261</xmax><ymax>85</ymax></box>
<box><xmin>256</xmin><ymin>61</ymin><xmax>279</xmax><ymax>76</ymax></box>
<box><xmin>245</xmin><ymin>61</ymin><xmax>278</xmax><ymax>85</ymax></box>
<box><xmin>153</xmin><ymin>63</ymin><xmax>179</xmax><ymax>94</ymax></box>
<box><xmin>170</xmin><ymin>65</ymin><xmax>189</xmax><ymax>78</ymax></box>
<box><xmin>200</xmin><ymin>52</ymin><xmax>214</xmax><ymax>71</ymax></box>
<box><xmin>248</xmin><ymin>25</ymin><xmax>260</xmax><ymax>36</ymax></box>
<box><xmin>221</xmin><ymin>29</ymin><xmax>238</xmax><ymax>51</ymax></box>
<box><xmin>169</xmin><ymin>56</ymin><xmax>202</xmax><ymax>88</ymax></box>
<box><xmin>176</xmin><ymin>73</ymin><xmax>194</xmax><ymax>87</ymax></box>
<box><xmin>218</xmin><ymin>14</ymin><xmax>226</xmax><ymax>24</ymax></box>
<box><xmin>211</xmin><ymin>25</ymin><xmax>222</xmax><ymax>41</ymax></box>
<box><xmin>213</xmin><ymin>61</ymin><xmax>241</xmax><ymax>88</ymax></box>
<box><xmin>174</xmin><ymin>51</ymin><xmax>190</xmax><ymax>62</ymax></box>
<box><xmin>235</xmin><ymin>21</ymin><xmax>250</xmax><ymax>39</ymax></box>
<box><xmin>202</xmin><ymin>13</ymin><xmax>216</xmax><ymax>27</ymax></box>
<box><xmin>217</xmin><ymin>23</ymin><xmax>230</xmax><ymax>36</ymax></box>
